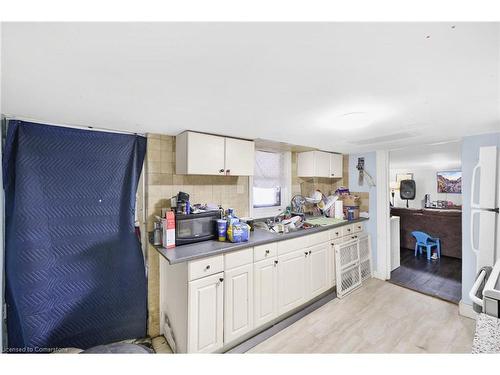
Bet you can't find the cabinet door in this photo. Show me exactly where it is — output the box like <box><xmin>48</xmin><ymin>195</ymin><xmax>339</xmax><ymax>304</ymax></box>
<box><xmin>224</xmin><ymin>263</ymin><xmax>254</xmax><ymax>344</ymax></box>
<box><xmin>277</xmin><ymin>249</ymin><xmax>307</xmax><ymax>315</ymax></box>
<box><xmin>314</xmin><ymin>151</ymin><xmax>331</xmax><ymax>178</ymax></box>
<box><xmin>330</xmin><ymin>153</ymin><xmax>343</xmax><ymax>178</ymax></box>
<box><xmin>308</xmin><ymin>242</ymin><xmax>330</xmax><ymax>298</ymax></box>
<box><xmin>188</xmin><ymin>272</ymin><xmax>224</xmax><ymax>353</ymax></box>
<box><xmin>224</xmin><ymin>137</ymin><xmax>255</xmax><ymax>176</ymax></box>
<box><xmin>254</xmin><ymin>257</ymin><xmax>278</xmax><ymax>327</ymax></box>
<box><xmin>297</xmin><ymin>151</ymin><xmax>314</xmax><ymax>177</ymax></box>
<box><xmin>186</xmin><ymin>132</ymin><xmax>226</xmax><ymax>175</ymax></box>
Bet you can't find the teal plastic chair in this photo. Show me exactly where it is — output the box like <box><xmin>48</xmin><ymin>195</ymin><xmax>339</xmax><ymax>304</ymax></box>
<box><xmin>411</xmin><ymin>231</ymin><xmax>441</xmax><ymax>260</ymax></box>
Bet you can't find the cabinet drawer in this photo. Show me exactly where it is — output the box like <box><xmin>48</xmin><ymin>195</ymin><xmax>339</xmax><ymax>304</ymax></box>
<box><xmin>353</xmin><ymin>222</ymin><xmax>364</xmax><ymax>233</ymax></box>
<box><xmin>278</xmin><ymin>236</ymin><xmax>308</xmax><ymax>255</ymax></box>
<box><xmin>341</xmin><ymin>224</ymin><xmax>354</xmax><ymax>237</ymax></box>
<box><xmin>278</xmin><ymin>231</ymin><xmax>330</xmax><ymax>255</ymax></box>
<box><xmin>188</xmin><ymin>255</ymin><xmax>224</xmax><ymax>281</ymax></box>
<box><xmin>225</xmin><ymin>247</ymin><xmax>253</xmax><ymax>270</ymax></box>
<box><xmin>330</xmin><ymin>227</ymin><xmax>342</xmax><ymax>240</ymax></box>
<box><xmin>310</xmin><ymin>231</ymin><xmax>330</xmax><ymax>246</ymax></box>
<box><xmin>254</xmin><ymin>242</ymin><xmax>278</xmax><ymax>262</ymax></box>
<box><xmin>331</xmin><ymin>238</ymin><xmax>344</xmax><ymax>246</ymax></box>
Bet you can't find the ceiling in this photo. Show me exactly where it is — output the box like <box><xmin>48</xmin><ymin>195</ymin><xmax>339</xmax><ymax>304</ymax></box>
<box><xmin>389</xmin><ymin>140</ymin><xmax>462</xmax><ymax>170</ymax></box>
<box><xmin>1</xmin><ymin>22</ymin><xmax>500</xmax><ymax>153</ymax></box>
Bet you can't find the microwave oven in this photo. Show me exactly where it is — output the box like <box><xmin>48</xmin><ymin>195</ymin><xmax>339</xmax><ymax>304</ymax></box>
<box><xmin>175</xmin><ymin>211</ymin><xmax>220</xmax><ymax>245</ymax></box>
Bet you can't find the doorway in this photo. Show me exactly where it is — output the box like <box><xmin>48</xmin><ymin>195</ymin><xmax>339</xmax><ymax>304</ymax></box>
<box><xmin>387</xmin><ymin>142</ymin><xmax>462</xmax><ymax>304</ymax></box>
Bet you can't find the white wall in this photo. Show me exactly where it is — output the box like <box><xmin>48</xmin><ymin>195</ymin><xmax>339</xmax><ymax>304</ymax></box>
<box><xmin>390</xmin><ymin>168</ymin><xmax>462</xmax><ymax>208</ymax></box>
<box><xmin>389</xmin><ymin>140</ymin><xmax>462</xmax><ymax>209</ymax></box>
<box><xmin>349</xmin><ymin>153</ymin><xmax>378</xmax><ymax>268</ymax></box>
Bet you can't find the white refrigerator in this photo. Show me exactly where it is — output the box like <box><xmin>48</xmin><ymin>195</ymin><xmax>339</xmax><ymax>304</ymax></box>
<box><xmin>470</xmin><ymin>145</ymin><xmax>500</xmax><ymax>271</ymax></box>
<box><xmin>469</xmin><ymin>145</ymin><xmax>500</xmax><ymax>317</ymax></box>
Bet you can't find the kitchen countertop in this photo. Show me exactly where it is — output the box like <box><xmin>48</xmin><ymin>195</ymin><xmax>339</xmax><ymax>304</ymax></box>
<box><xmin>151</xmin><ymin>217</ymin><xmax>369</xmax><ymax>265</ymax></box>
<box><xmin>472</xmin><ymin>313</ymin><xmax>500</xmax><ymax>353</ymax></box>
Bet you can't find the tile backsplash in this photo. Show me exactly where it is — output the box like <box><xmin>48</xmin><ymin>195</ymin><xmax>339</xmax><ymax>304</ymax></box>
<box><xmin>146</xmin><ymin>133</ymin><xmax>249</xmax><ymax>231</ymax></box>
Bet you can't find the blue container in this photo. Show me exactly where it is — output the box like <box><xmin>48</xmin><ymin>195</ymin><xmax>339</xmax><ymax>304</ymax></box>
<box><xmin>217</xmin><ymin>219</ymin><xmax>227</xmax><ymax>242</ymax></box>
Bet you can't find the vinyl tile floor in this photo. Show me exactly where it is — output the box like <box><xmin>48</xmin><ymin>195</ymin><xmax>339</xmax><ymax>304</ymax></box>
<box><xmin>249</xmin><ymin>279</ymin><xmax>475</xmax><ymax>353</ymax></box>
<box><xmin>390</xmin><ymin>248</ymin><xmax>462</xmax><ymax>304</ymax></box>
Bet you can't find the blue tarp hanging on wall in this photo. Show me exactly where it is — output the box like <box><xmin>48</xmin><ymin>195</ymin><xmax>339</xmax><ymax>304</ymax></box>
<box><xmin>3</xmin><ymin>120</ymin><xmax>147</xmax><ymax>351</ymax></box>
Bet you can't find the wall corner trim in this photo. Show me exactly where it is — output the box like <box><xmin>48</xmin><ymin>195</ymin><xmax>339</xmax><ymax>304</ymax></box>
<box><xmin>459</xmin><ymin>300</ymin><xmax>478</xmax><ymax>320</ymax></box>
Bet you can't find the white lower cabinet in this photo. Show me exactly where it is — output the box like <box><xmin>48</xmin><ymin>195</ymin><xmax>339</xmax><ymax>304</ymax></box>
<box><xmin>224</xmin><ymin>263</ymin><xmax>254</xmax><ymax>344</ymax></box>
<box><xmin>277</xmin><ymin>249</ymin><xmax>308</xmax><ymax>315</ymax></box>
<box><xmin>307</xmin><ymin>242</ymin><xmax>330</xmax><ymax>298</ymax></box>
<box><xmin>254</xmin><ymin>257</ymin><xmax>278</xmax><ymax>327</ymax></box>
<box><xmin>188</xmin><ymin>272</ymin><xmax>224</xmax><ymax>353</ymax></box>
<box><xmin>161</xmin><ymin>222</ymin><xmax>366</xmax><ymax>353</ymax></box>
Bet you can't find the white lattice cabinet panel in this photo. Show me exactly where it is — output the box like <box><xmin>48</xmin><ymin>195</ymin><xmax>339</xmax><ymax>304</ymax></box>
<box><xmin>335</xmin><ymin>238</ymin><xmax>362</xmax><ymax>298</ymax></box>
<box><xmin>358</xmin><ymin>235</ymin><xmax>372</xmax><ymax>282</ymax></box>
<box><xmin>334</xmin><ymin>234</ymin><xmax>372</xmax><ymax>299</ymax></box>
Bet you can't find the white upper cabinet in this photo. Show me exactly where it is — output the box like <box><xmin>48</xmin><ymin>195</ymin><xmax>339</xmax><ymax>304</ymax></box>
<box><xmin>314</xmin><ymin>151</ymin><xmax>331</xmax><ymax>178</ymax></box>
<box><xmin>176</xmin><ymin>131</ymin><xmax>254</xmax><ymax>176</ymax></box>
<box><xmin>297</xmin><ymin>150</ymin><xmax>343</xmax><ymax>178</ymax></box>
<box><xmin>224</xmin><ymin>137</ymin><xmax>255</xmax><ymax>176</ymax></box>
<box><xmin>329</xmin><ymin>153</ymin><xmax>343</xmax><ymax>178</ymax></box>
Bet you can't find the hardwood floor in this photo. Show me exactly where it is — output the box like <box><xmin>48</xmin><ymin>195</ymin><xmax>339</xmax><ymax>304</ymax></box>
<box><xmin>390</xmin><ymin>248</ymin><xmax>462</xmax><ymax>304</ymax></box>
<box><xmin>249</xmin><ymin>279</ymin><xmax>475</xmax><ymax>353</ymax></box>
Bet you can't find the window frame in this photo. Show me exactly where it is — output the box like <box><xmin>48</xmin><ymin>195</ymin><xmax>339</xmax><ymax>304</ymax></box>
<box><xmin>249</xmin><ymin>150</ymin><xmax>292</xmax><ymax>219</ymax></box>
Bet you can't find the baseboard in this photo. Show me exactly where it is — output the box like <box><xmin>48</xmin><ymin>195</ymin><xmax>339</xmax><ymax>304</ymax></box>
<box><xmin>373</xmin><ymin>271</ymin><xmax>387</xmax><ymax>281</ymax></box>
<box><xmin>459</xmin><ymin>299</ymin><xmax>478</xmax><ymax>320</ymax></box>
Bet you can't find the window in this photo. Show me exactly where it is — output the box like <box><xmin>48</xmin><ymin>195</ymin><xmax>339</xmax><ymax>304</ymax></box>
<box><xmin>251</xmin><ymin>150</ymin><xmax>291</xmax><ymax>218</ymax></box>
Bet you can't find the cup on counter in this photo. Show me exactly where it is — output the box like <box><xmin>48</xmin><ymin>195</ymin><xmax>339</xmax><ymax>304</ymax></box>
<box><xmin>217</xmin><ymin>219</ymin><xmax>227</xmax><ymax>241</ymax></box>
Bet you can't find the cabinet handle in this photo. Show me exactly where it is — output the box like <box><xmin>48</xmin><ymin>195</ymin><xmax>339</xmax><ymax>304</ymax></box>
<box><xmin>347</xmin><ymin>229</ymin><xmax>351</xmax><ymax>232</ymax></box>
<box><xmin>309</xmin><ymin>250</ymin><xmax>312</xmax><ymax>255</ymax></box>
<box><xmin>219</xmin><ymin>168</ymin><xmax>225</xmax><ymax>173</ymax></box>
<box><xmin>274</xmin><ymin>260</ymin><xmax>278</xmax><ymax>266</ymax></box>
<box><xmin>265</xmin><ymin>250</ymin><xmax>270</xmax><ymax>255</ymax></box>
<box><xmin>335</xmin><ymin>232</ymin><xmax>339</xmax><ymax>235</ymax></box>
<box><xmin>226</xmin><ymin>169</ymin><xmax>230</xmax><ymax>175</ymax></box>
<box><xmin>205</xmin><ymin>265</ymin><xmax>211</xmax><ymax>270</ymax></box>
<box><xmin>219</xmin><ymin>277</ymin><xmax>224</xmax><ymax>283</ymax></box>
<box><xmin>304</xmin><ymin>251</ymin><xmax>308</xmax><ymax>257</ymax></box>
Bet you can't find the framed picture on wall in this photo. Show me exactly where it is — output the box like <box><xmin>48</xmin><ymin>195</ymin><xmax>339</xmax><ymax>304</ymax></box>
<box><xmin>437</xmin><ymin>170</ymin><xmax>462</xmax><ymax>193</ymax></box>
<box><xmin>396</xmin><ymin>173</ymin><xmax>413</xmax><ymax>189</ymax></box>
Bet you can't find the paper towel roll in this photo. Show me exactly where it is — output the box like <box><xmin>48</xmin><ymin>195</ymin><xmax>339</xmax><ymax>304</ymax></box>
<box><xmin>334</xmin><ymin>200</ymin><xmax>343</xmax><ymax>219</ymax></box>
